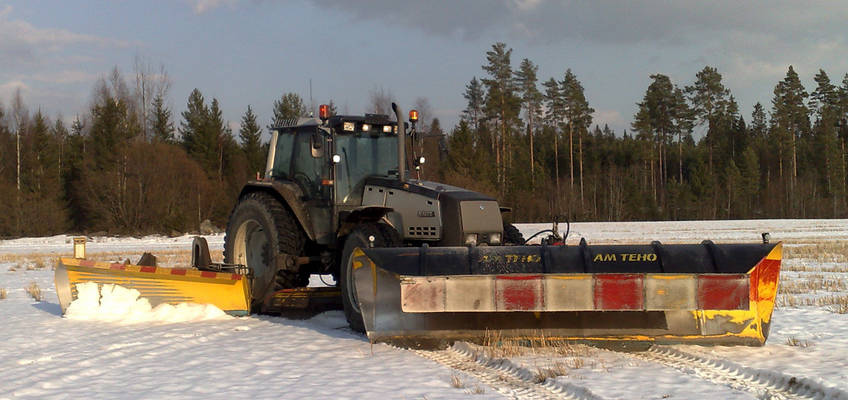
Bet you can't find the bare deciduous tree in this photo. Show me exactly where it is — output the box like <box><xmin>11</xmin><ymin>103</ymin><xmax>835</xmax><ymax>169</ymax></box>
<box><xmin>369</xmin><ymin>86</ymin><xmax>395</xmax><ymax>115</ymax></box>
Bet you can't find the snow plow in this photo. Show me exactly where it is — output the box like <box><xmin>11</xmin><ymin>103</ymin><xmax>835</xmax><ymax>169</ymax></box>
<box><xmin>55</xmin><ymin>238</ymin><xmax>253</xmax><ymax>316</ymax></box>
<box><xmin>352</xmin><ymin>239</ymin><xmax>782</xmax><ymax>347</ymax></box>
<box><xmin>54</xmin><ymin>102</ymin><xmax>783</xmax><ymax>348</ymax></box>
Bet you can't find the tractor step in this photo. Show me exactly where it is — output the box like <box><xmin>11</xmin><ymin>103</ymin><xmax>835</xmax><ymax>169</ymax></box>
<box><xmin>263</xmin><ymin>287</ymin><xmax>343</xmax><ymax>318</ymax></box>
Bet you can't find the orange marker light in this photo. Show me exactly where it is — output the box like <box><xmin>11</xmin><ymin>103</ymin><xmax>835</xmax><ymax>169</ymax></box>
<box><xmin>319</xmin><ymin>104</ymin><xmax>329</xmax><ymax>120</ymax></box>
<box><xmin>409</xmin><ymin>109</ymin><xmax>419</xmax><ymax>122</ymax></box>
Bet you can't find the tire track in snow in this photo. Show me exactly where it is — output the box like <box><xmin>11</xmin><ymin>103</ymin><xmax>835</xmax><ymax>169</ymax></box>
<box><xmin>412</xmin><ymin>342</ymin><xmax>603</xmax><ymax>400</ymax></box>
<box><xmin>621</xmin><ymin>346</ymin><xmax>848</xmax><ymax>400</ymax></box>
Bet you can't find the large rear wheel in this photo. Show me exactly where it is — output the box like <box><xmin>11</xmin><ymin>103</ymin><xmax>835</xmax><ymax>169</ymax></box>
<box><xmin>224</xmin><ymin>192</ymin><xmax>307</xmax><ymax>309</ymax></box>
<box><xmin>339</xmin><ymin>222</ymin><xmax>400</xmax><ymax>332</ymax></box>
<box><xmin>503</xmin><ymin>222</ymin><xmax>525</xmax><ymax>245</ymax></box>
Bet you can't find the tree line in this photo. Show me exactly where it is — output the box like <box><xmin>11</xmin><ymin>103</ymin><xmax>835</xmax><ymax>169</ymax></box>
<box><xmin>427</xmin><ymin>43</ymin><xmax>848</xmax><ymax>223</ymax></box>
<box><xmin>2</xmin><ymin>43</ymin><xmax>848</xmax><ymax>237</ymax></box>
<box><xmin>0</xmin><ymin>64</ymin><xmax>312</xmax><ymax>237</ymax></box>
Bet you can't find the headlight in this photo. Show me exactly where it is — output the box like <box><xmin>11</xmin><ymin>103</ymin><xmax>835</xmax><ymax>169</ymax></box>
<box><xmin>464</xmin><ymin>233</ymin><xmax>478</xmax><ymax>246</ymax></box>
<box><xmin>489</xmin><ymin>233</ymin><xmax>501</xmax><ymax>245</ymax></box>
<box><xmin>382</xmin><ymin>125</ymin><xmax>392</xmax><ymax>133</ymax></box>
<box><xmin>361</xmin><ymin>123</ymin><xmax>371</xmax><ymax>132</ymax></box>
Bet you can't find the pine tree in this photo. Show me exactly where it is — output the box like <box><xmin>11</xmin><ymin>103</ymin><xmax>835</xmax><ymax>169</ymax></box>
<box><xmin>239</xmin><ymin>105</ymin><xmax>264</xmax><ymax>177</ymax></box>
<box><xmin>481</xmin><ymin>42</ymin><xmax>521</xmax><ymax>196</ymax></box>
<box><xmin>543</xmin><ymin>77</ymin><xmax>565</xmax><ymax>214</ymax></box>
<box><xmin>514</xmin><ymin>59</ymin><xmax>542</xmax><ymax>186</ymax></box>
<box><xmin>810</xmin><ymin>69</ymin><xmax>838</xmax><ymax>118</ymax></box>
<box><xmin>561</xmin><ymin>70</ymin><xmax>594</xmax><ymax>203</ymax></box>
<box><xmin>771</xmin><ymin>65</ymin><xmax>810</xmax><ymax>184</ymax></box>
<box><xmin>271</xmin><ymin>93</ymin><xmax>307</xmax><ymax>127</ymax></box>
<box><xmin>685</xmin><ymin>66</ymin><xmax>730</xmax><ymax>178</ymax></box>
<box><xmin>633</xmin><ymin>74</ymin><xmax>675</xmax><ymax>202</ymax></box>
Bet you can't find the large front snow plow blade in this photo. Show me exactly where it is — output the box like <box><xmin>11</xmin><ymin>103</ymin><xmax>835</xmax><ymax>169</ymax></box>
<box><xmin>353</xmin><ymin>241</ymin><xmax>782</xmax><ymax>347</ymax></box>
<box><xmin>55</xmin><ymin>257</ymin><xmax>251</xmax><ymax>316</ymax></box>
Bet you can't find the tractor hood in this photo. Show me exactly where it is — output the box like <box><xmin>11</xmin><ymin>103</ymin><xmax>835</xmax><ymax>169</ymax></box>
<box><xmin>364</xmin><ymin>176</ymin><xmax>502</xmax><ymax>246</ymax></box>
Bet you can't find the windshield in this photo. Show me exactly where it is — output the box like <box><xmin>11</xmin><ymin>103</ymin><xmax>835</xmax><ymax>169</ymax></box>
<box><xmin>335</xmin><ymin>134</ymin><xmax>398</xmax><ymax>204</ymax></box>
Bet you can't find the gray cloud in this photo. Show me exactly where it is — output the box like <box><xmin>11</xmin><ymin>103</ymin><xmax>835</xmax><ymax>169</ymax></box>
<box><xmin>308</xmin><ymin>1</ymin><xmax>848</xmax><ymax>47</ymax></box>
<box><xmin>186</xmin><ymin>0</ymin><xmax>239</xmax><ymax>14</ymax></box>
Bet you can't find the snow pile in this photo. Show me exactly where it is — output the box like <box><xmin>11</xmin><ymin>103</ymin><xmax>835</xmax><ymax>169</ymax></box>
<box><xmin>65</xmin><ymin>282</ymin><xmax>230</xmax><ymax>323</ymax></box>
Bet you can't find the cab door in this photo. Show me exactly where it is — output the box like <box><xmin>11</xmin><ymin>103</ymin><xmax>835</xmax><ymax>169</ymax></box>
<box><xmin>291</xmin><ymin>129</ymin><xmax>334</xmax><ymax>243</ymax></box>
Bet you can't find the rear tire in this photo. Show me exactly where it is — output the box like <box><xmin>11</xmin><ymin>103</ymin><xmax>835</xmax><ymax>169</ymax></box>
<box><xmin>224</xmin><ymin>192</ymin><xmax>307</xmax><ymax>310</ymax></box>
<box><xmin>503</xmin><ymin>222</ymin><xmax>525</xmax><ymax>245</ymax></box>
<box><xmin>339</xmin><ymin>222</ymin><xmax>400</xmax><ymax>332</ymax></box>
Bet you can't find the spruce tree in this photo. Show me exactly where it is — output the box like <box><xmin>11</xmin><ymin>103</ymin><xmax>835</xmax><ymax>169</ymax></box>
<box><xmin>150</xmin><ymin>93</ymin><xmax>175</xmax><ymax>143</ymax></box>
<box><xmin>180</xmin><ymin>89</ymin><xmax>215</xmax><ymax>174</ymax></box>
<box><xmin>239</xmin><ymin>105</ymin><xmax>264</xmax><ymax>177</ymax></box>
<box><xmin>462</xmin><ymin>77</ymin><xmax>485</xmax><ymax>132</ymax></box>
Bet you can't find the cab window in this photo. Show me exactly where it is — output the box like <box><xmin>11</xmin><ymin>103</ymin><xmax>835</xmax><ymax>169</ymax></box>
<box><xmin>291</xmin><ymin>131</ymin><xmax>327</xmax><ymax>199</ymax></box>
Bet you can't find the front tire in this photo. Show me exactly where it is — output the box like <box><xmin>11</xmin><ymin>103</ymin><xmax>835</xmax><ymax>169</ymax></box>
<box><xmin>339</xmin><ymin>222</ymin><xmax>400</xmax><ymax>332</ymax></box>
<box><xmin>223</xmin><ymin>192</ymin><xmax>307</xmax><ymax>310</ymax></box>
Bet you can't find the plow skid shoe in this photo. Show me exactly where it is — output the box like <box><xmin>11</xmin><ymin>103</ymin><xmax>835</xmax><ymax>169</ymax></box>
<box><xmin>55</xmin><ymin>258</ymin><xmax>251</xmax><ymax>316</ymax></box>
<box><xmin>352</xmin><ymin>242</ymin><xmax>782</xmax><ymax>347</ymax></box>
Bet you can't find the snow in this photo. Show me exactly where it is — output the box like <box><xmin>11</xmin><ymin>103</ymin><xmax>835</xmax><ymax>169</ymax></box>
<box><xmin>65</xmin><ymin>282</ymin><xmax>230</xmax><ymax>323</ymax></box>
<box><xmin>2</xmin><ymin>220</ymin><xmax>848</xmax><ymax>399</ymax></box>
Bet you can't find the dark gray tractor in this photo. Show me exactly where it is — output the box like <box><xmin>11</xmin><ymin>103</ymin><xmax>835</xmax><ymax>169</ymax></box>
<box><xmin>223</xmin><ymin>103</ymin><xmax>522</xmax><ymax>331</ymax></box>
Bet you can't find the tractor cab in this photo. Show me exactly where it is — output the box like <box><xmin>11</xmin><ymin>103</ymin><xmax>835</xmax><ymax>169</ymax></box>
<box><xmin>267</xmin><ymin>109</ymin><xmax>404</xmax><ymax>207</ymax></box>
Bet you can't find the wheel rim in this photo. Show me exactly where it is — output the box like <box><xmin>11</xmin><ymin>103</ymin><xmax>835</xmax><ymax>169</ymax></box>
<box><xmin>345</xmin><ymin>250</ymin><xmax>360</xmax><ymax>314</ymax></box>
<box><xmin>234</xmin><ymin>219</ymin><xmax>270</xmax><ymax>294</ymax></box>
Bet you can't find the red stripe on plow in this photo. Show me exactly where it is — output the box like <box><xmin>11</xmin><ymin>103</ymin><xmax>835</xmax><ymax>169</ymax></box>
<box><xmin>698</xmin><ymin>274</ymin><xmax>748</xmax><ymax>310</ymax></box>
<box><xmin>496</xmin><ymin>275</ymin><xmax>542</xmax><ymax>310</ymax></box>
<box><xmin>595</xmin><ymin>274</ymin><xmax>643</xmax><ymax>310</ymax></box>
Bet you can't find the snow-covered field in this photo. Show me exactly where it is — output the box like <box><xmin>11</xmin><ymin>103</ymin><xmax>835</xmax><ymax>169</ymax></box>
<box><xmin>2</xmin><ymin>220</ymin><xmax>848</xmax><ymax>399</ymax></box>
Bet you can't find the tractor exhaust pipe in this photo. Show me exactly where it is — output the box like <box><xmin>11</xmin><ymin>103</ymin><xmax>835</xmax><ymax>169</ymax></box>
<box><xmin>392</xmin><ymin>102</ymin><xmax>405</xmax><ymax>182</ymax></box>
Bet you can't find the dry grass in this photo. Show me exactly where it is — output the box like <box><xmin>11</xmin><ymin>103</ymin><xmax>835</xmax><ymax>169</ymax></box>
<box><xmin>779</xmin><ymin>277</ymin><xmax>848</xmax><ymax>294</ymax></box>
<box><xmin>25</xmin><ymin>282</ymin><xmax>43</xmax><ymax>302</ymax></box>
<box><xmin>783</xmin><ymin>264</ymin><xmax>848</xmax><ymax>273</ymax></box>
<box><xmin>0</xmin><ymin>288</ymin><xmax>7</xmax><ymax>299</ymax></box>
<box><xmin>479</xmin><ymin>330</ymin><xmax>593</xmax><ymax>359</ymax></box>
<box><xmin>778</xmin><ymin>294</ymin><xmax>848</xmax><ymax>312</ymax></box>
<box><xmin>784</xmin><ymin>241</ymin><xmax>848</xmax><ymax>264</ymax></box>
<box><xmin>534</xmin><ymin>361</ymin><xmax>569</xmax><ymax>382</ymax></box>
<box><xmin>449</xmin><ymin>373</ymin><xmax>465</xmax><ymax>389</ymax></box>
<box><xmin>785</xmin><ymin>337</ymin><xmax>812</xmax><ymax>347</ymax></box>
<box><xmin>469</xmin><ymin>385</ymin><xmax>485</xmax><ymax>395</ymax></box>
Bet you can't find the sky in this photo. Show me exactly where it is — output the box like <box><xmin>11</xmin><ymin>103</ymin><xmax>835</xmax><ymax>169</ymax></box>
<box><xmin>1</xmin><ymin>0</ymin><xmax>848</xmax><ymax>138</ymax></box>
